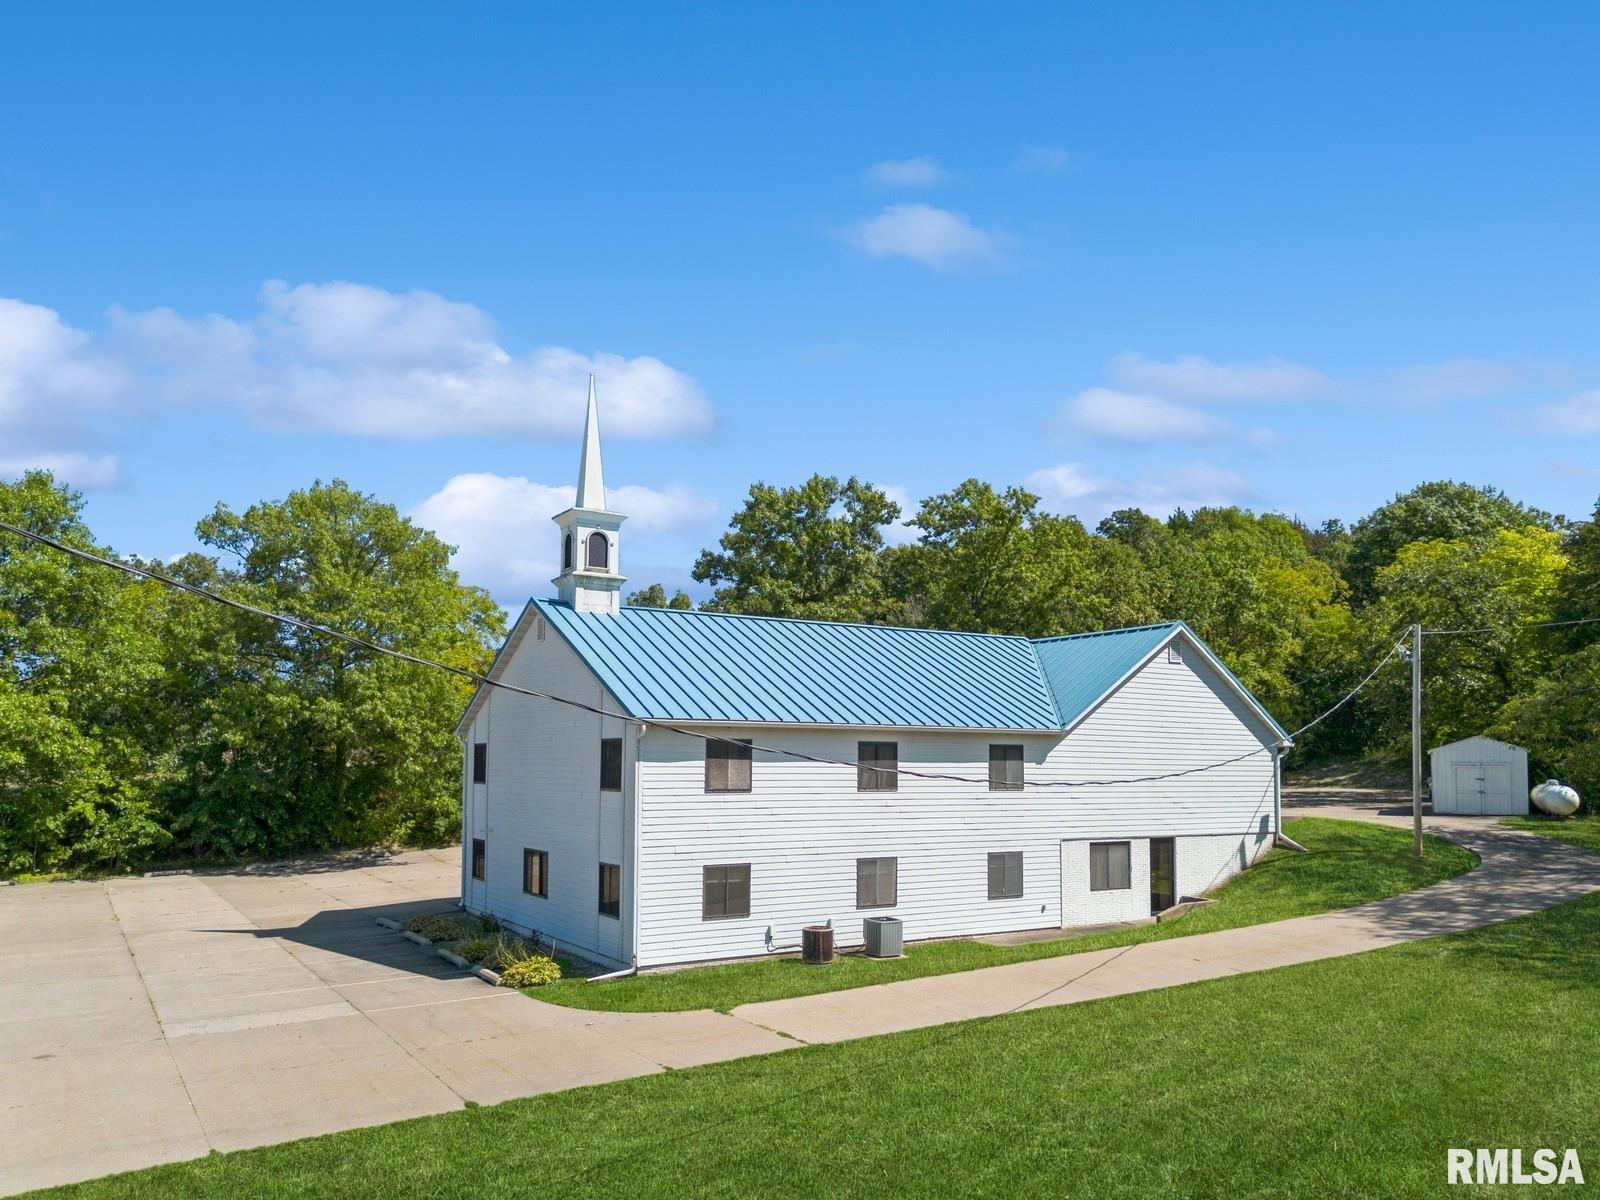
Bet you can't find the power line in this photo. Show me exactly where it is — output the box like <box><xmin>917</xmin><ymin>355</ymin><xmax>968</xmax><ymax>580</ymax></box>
<box><xmin>0</xmin><ymin>517</ymin><xmax>1396</xmax><ymax>789</ymax></box>
<box><xmin>1423</xmin><ymin>614</ymin><xmax>1600</xmax><ymax>637</ymax></box>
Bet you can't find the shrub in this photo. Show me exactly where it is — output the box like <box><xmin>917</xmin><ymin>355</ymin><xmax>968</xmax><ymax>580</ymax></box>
<box><xmin>458</xmin><ymin>935</ymin><xmax>497</xmax><ymax>963</ymax></box>
<box><xmin>498</xmin><ymin>954</ymin><xmax>562</xmax><ymax>988</ymax></box>
<box><xmin>403</xmin><ymin>913</ymin><xmax>466</xmax><ymax>942</ymax></box>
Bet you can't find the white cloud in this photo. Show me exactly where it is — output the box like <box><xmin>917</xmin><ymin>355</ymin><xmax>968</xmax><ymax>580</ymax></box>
<box><xmin>1059</xmin><ymin>387</ymin><xmax>1277</xmax><ymax>447</ymax></box>
<box><xmin>1107</xmin><ymin>353</ymin><xmax>1333</xmax><ymax>403</ymax></box>
<box><xmin>0</xmin><ymin>451</ymin><xmax>120</xmax><ymax>488</ymax></box>
<box><xmin>0</xmin><ymin>297</ymin><xmax>126</xmax><ymax>486</ymax></box>
<box><xmin>1014</xmin><ymin>146</ymin><xmax>1069</xmax><ymax>173</ymax></box>
<box><xmin>865</xmin><ymin>158</ymin><xmax>949</xmax><ymax>188</ymax></box>
<box><xmin>410</xmin><ymin>472</ymin><xmax>718</xmax><ymax>598</ymax></box>
<box><xmin>845</xmin><ymin>204</ymin><xmax>1008</xmax><ymax>270</ymax></box>
<box><xmin>878</xmin><ymin>484</ymin><xmax>919</xmax><ymax>545</ymax></box>
<box><xmin>1025</xmin><ymin>461</ymin><xmax>1254</xmax><ymax>523</ymax></box>
<box><xmin>0</xmin><ymin>283</ymin><xmax>714</xmax><ymax>487</ymax></box>
<box><xmin>1538</xmin><ymin>390</ymin><xmax>1600</xmax><ymax>434</ymax></box>
<box><xmin>1377</xmin><ymin>358</ymin><xmax>1525</xmax><ymax>405</ymax></box>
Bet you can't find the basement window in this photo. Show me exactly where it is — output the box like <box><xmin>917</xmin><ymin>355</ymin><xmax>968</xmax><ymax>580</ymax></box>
<box><xmin>598</xmin><ymin>863</ymin><xmax>621</xmax><ymax>918</ymax></box>
<box><xmin>523</xmin><ymin>849</ymin><xmax>548</xmax><ymax>898</ymax></box>
<box><xmin>472</xmin><ymin>742</ymin><xmax>487</xmax><ymax>784</ymax></box>
<box><xmin>1089</xmin><ymin>842</ymin><xmax>1131</xmax><ymax>892</ymax></box>
<box><xmin>857</xmin><ymin>741</ymin><xmax>898</xmax><ymax>792</ymax></box>
<box><xmin>856</xmin><ymin>857</ymin><xmax>898</xmax><ymax>909</ymax></box>
<box><xmin>471</xmin><ymin>838</ymin><xmax>486</xmax><ymax>882</ymax></box>
<box><xmin>988</xmin><ymin>744</ymin><xmax>1024</xmax><ymax>791</ymax></box>
<box><xmin>705</xmin><ymin>739</ymin><xmax>753</xmax><ymax>793</ymax></box>
<box><xmin>987</xmin><ymin>852</ymin><xmax>1024</xmax><ymax>900</ymax></box>
<box><xmin>702</xmin><ymin>863</ymin><xmax>751</xmax><ymax>920</ymax></box>
<box><xmin>600</xmin><ymin>738</ymin><xmax>623</xmax><ymax>791</ymax></box>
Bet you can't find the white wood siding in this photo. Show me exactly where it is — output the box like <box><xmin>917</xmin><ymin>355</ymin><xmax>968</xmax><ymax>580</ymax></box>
<box><xmin>634</xmin><ymin>644</ymin><xmax>1280</xmax><ymax>967</ymax></box>
<box><xmin>460</xmin><ymin>620</ymin><xmax>633</xmax><ymax>967</ymax></box>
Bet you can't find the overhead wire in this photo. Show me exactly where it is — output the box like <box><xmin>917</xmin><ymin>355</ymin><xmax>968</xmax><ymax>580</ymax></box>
<box><xmin>0</xmin><ymin>517</ymin><xmax>1407</xmax><ymax>789</ymax></box>
<box><xmin>1422</xmin><ymin>614</ymin><xmax>1600</xmax><ymax>637</ymax></box>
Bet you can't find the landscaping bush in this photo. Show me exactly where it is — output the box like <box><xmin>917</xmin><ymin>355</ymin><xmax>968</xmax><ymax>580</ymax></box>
<box><xmin>498</xmin><ymin>954</ymin><xmax>562</xmax><ymax>988</ymax></box>
<box><xmin>458</xmin><ymin>935</ymin><xmax>496</xmax><ymax>963</ymax></box>
<box><xmin>404</xmin><ymin>914</ymin><xmax>468</xmax><ymax>942</ymax></box>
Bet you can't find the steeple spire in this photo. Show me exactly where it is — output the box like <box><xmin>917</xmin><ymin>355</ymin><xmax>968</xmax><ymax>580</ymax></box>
<box><xmin>575</xmin><ymin>374</ymin><xmax>605</xmax><ymax>511</ymax></box>
<box><xmin>551</xmin><ymin>375</ymin><xmax>627</xmax><ymax>614</ymax></box>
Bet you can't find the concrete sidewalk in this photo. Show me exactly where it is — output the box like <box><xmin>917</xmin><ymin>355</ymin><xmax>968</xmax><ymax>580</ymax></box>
<box><xmin>4</xmin><ymin>808</ymin><xmax>1597</xmax><ymax>1196</ymax></box>
<box><xmin>731</xmin><ymin>814</ymin><xmax>1600</xmax><ymax>1042</ymax></box>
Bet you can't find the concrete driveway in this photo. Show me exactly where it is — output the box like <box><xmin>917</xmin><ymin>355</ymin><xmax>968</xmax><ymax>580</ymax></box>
<box><xmin>0</xmin><ymin>848</ymin><xmax>789</xmax><ymax>1196</ymax></box>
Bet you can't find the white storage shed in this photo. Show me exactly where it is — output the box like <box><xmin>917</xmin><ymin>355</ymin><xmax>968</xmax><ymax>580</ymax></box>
<box><xmin>1429</xmin><ymin>736</ymin><xmax>1529</xmax><ymax>815</ymax></box>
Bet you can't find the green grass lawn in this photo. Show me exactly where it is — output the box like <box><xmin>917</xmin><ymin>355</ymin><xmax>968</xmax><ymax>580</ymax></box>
<box><xmin>1503</xmin><ymin>813</ymin><xmax>1600</xmax><ymax>855</ymax></box>
<box><xmin>532</xmin><ymin>817</ymin><xmax>1476</xmax><ymax>1013</ymax></box>
<box><xmin>35</xmin><ymin>865</ymin><xmax>1600</xmax><ymax>1199</ymax></box>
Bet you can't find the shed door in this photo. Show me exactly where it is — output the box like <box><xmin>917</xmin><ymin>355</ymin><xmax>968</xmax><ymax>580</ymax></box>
<box><xmin>1452</xmin><ymin>764</ymin><xmax>1483</xmax><ymax>814</ymax></box>
<box><xmin>1480</xmin><ymin>763</ymin><xmax>1511</xmax><ymax>812</ymax></box>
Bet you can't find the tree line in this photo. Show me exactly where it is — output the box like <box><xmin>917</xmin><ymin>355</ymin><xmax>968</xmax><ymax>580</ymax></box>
<box><xmin>1</xmin><ymin>472</ymin><xmax>502</xmax><ymax>875</ymax></box>
<box><xmin>638</xmin><ymin>474</ymin><xmax>1600</xmax><ymax>802</ymax></box>
<box><xmin>3</xmin><ymin>468</ymin><xmax>1596</xmax><ymax>875</ymax></box>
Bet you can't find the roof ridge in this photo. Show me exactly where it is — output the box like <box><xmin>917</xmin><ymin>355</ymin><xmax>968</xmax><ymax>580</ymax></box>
<box><xmin>532</xmin><ymin>597</ymin><xmax>1036</xmax><ymax>642</ymax></box>
<box><xmin>1029</xmin><ymin>621</ymin><xmax>1182</xmax><ymax>645</ymax></box>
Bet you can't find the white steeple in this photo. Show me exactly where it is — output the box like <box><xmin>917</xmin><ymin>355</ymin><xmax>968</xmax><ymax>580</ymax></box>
<box><xmin>551</xmin><ymin>375</ymin><xmax>627</xmax><ymax>614</ymax></box>
<box><xmin>575</xmin><ymin>374</ymin><xmax>606</xmax><ymax>511</ymax></box>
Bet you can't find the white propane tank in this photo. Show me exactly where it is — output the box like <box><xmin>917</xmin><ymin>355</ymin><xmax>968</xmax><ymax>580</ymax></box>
<box><xmin>1531</xmin><ymin>779</ymin><xmax>1581</xmax><ymax>818</ymax></box>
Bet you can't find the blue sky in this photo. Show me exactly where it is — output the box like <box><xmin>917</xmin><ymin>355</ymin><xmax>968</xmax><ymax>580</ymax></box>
<box><xmin>4</xmin><ymin>3</ymin><xmax>1599</xmax><ymax>608</ymax></box>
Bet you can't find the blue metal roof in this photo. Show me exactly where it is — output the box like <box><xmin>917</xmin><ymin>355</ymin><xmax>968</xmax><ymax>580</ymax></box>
<box><xmin>536</xmin><ymin>600</ymin><xmax>1063</xmax><ymax>730</ymax></box>
<box><xmin>525</xmin><ymin>601</ymin><xmax>1283</xmax><ymax>737</ymax></box>
<box><xmin>1032</xmin><ymin>623</ymin><xmax>1184</xmax><ymax>728</ymax></box>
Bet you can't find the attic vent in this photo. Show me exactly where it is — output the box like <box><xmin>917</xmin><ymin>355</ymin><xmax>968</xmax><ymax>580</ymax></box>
<box><xmin>1166</xmin><ymin>642</ymin><xmax>1182</xmax><ymax>664</ymax></box>
<box><xmin>536</xmin><ymin>618</ymin><xmax>547</xmax><ymax>641</ymax></box>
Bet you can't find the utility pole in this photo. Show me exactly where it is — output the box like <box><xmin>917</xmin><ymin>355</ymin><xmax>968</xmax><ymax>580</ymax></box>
<box><xmin>1411</xmin><ymin>622</ymin><xmax>1423</xmax><ymax>859</ymax></box>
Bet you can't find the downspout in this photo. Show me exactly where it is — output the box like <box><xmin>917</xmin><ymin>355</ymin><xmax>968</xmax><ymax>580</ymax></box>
<box><xmin>620</xmin><ymin>723</ymin><xmax>646</xmax><ymax>979</ymax></box>
<box><xmin>1272</xmin><ymin>741</ymin><xmax>1308</xmax><ymax>853</ymax></box>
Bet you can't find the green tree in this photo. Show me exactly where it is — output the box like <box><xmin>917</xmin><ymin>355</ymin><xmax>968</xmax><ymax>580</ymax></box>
<box><xmin>170</xmin><ymin>481</ymin><xmax>505</xmax><ymax>856</ymax></box>
<box><xmin>1345</xmin><ymin>481</ymin><xmax>1556</xmax><ymax>604</ymax></box>
<box><xmin>1370</xmin><ymin>527</ymin><xmax>1568</xmax><ymax>747</ymax></box>
<box><xmin>627</xmin><ymin>583</ymin><xmax>693</xmax><ymax>609</ymax></box>
<box><xmin>692</xmin><ymin>475</ymin><xmax>900</xmax><ymax>621</ymax></box>
<box><xmin>0</xmin><ymin>472</ymin><xmax>172</xmax><ymax>872</ymax></box>
<box><xmin>1495</xmin><ymin>643</ymin><xmax>1600</xmax><ymax>805</ymax></box>
<box><xmin>1551</xmin><ymin>496</ymin><xmax>1600</xmax><ymax>651</ymax></box>
<box><xmin>886</xmin><ymin>481</ymin><xmax>1158</xmax><ymax>636</ymax></box>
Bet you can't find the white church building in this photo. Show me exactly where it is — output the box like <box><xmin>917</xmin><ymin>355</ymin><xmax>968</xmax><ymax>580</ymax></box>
<box><xmin>456</xmin><ymin>383</ymin><xmax>1292</xmax><ymax>970</ymax></box>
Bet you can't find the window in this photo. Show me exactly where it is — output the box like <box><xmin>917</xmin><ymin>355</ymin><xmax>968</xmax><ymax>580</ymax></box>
<box><xmin>562</xmin><ymin>533</ymin><xmax>573</xmax><ymax>571</ymax></box>
<box><xmin>1089</xmin><ymin>842</ymin><xmax>1132</xmax><ymax>892</ymax></box>
<box><xmin>701</xmin><ymin>863</ymin><xmax>751</xmax><ymax>920</ymax></box>
<box><xmin>856</xmin><ymin>857</ymin><xmax>898</xmax><ymax>908</ymax></box>
<box><xmin>471</xmin><ymin>838</ymin><xmax>485</xmax><ymax>881</ymax></box>
<box><xmin>600</xmin><ymin>738</ymin><xmax>623</xmax><ymax>791</ymax></box>
<box><xmin>587</xmin><ymin>531</ymin><xmax>609</xmax><ymax>570</ymax></box>
<box><xmin>857</xmin><ymin>741</ymin><xmax>898</xmax><ymax>792</ymax></box>
<box><xmin>987</xmin><ymin>851</ymin><xmax>1024</xmax><ymax>900</ymax></box>
<box><xmin>705</xmin><ymin>738</ymin><xmax>753</xmax><ymax>792</ymax></box>
<box><xmin>523</xmin><ymin>849</ymin><xmax>548</xmax><ymax>897</ymax></box>
<box><xmin>472</xmin><ymin>742</ymin><xmax>487</xmax><ymax>784</ymax></box>
<box><xmin>598</xmin><ymin>863</ymin><xmax>621</xmax><ymax>918</ymax></box>
<box><xmin>988</xmin><ymin>744</ymin><xmax>1024</xmax><ymax>791</ymax></box>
